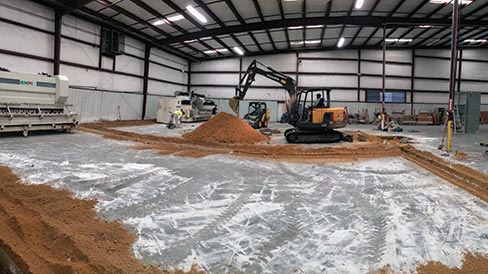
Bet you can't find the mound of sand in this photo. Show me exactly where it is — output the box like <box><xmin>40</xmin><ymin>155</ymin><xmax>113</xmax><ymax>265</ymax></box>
<box><xmin>183</xmin><ymin>112</ymin><xmax>269</xmax><ymax>144</ymax></box>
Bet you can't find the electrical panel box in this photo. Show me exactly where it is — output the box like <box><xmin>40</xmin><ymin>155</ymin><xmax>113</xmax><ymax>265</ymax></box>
<box><xmin>101</xmin><ymin>29</ymin><xmax>125</xmax><ymax>56</ymax></box>
<box><xmin>457</xmin><ymin>92</ymin><xmax>481</xmax><ymax>134</ymax></box>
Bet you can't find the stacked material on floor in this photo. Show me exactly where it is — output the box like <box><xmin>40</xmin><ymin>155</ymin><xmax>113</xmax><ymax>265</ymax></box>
<box><xmin>416</xmin><ymin>111</ymin><xmax>434</xmax><ymax>125</ymax></box>
<box><xmin>182</xmin><ymin>112</ymin><xmax>269</xmax><ymax>144</ymax></box>
<box><xmin>0</xmin><ymin>70</ymin><xmax>79</xmax><ymax>137</ymax></box>
<box><xmin>481</xmin><ymin>111</ymin><xmax>488</xmax><ymax>124</ymax></box>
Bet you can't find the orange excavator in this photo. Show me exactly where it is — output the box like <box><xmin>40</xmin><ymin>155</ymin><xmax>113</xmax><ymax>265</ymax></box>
<box><xmin>229</xmin><ymin>60</ymin><xmax>352</xmax><ymax>143</ymax></box>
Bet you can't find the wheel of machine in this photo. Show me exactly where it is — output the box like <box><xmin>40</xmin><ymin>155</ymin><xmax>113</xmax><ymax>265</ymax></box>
<box><xmin>285</xmin><ymin>130</ymin><xmax>299</xmax><ymax>143</ymax></box>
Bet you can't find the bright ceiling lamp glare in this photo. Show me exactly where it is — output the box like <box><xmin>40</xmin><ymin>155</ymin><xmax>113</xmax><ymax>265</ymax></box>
<box><xmin>288</xmin><ymin>26</ymin><xmax>304</xmax><ymax>30</ymax></box>
<box><xmin>290</xmin><ymin>41</ymin><xmax>304</xmax><ymax>45</ymax></box>
<box><xmin>203</xmin><ymin>48</ymin><xmax>228</xmax><ymax>55</ymax></box>
<box><xmin>233</xmin><ymin>47</ymin><xmax>244</xmax><ymax>55</ymax></box>
<box><xmin>418</xmin><ymin>25</ymin><xmax>434</xmax><ymax>28</ymax></box>
<box><xmin>306</xmin><ymin>25</ymin><xmax>324</xmax><ymax>28</ymax></box>
<box><xmin>186</xmin><ymin>5</ymin><xmax>207</xmax><ymax>23</ymax></box>
<box><xmin>385</xmin><ymin>38</ymin><xmax>413</xmax><ymax>43</ymax></box>
<box><xmin>304</xmin><ymin>40</ymin><xmax>321</xmax><ymax>44</ymax></box>
<box><xmin>355</xmin><ymin>0</ymin><xmax>364</xmax><ymax>9</ymax></box>
<box><xmin>464</xmin><ymin>39</ymin><xmax>487</xmax><ymax>43</ymax></box>
<box><xmin>337</xmin><ymin>37</ymin><xmax>346</xmax><ymax>48</ymax></box>
<box><xmin>153</xmin><ymin>14</ymin><xmax>184</xmax><ymax>26</ymax></box>
<box><xmin>429</xmin><ymin>0</ymin><xmax>473</xmax><ymax>5</ymax></box>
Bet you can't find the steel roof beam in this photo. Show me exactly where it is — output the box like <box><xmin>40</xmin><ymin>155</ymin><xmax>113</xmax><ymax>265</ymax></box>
<box><xmin>157</xmin><ymin>15</ymin><xmax>488</xmax><ymax>46</ymax></box>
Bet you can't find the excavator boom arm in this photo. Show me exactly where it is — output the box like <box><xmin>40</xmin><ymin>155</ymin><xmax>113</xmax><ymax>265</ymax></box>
<box><xmin>230</xmin><ymin>60</ymin><xmax>296</xmax><ymax>114</ymax></box>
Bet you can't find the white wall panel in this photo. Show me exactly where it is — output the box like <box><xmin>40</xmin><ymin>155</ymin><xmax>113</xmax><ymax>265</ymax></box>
<box><xmin>462</xmin><ymin>49</ymin><xmax>488</xmax><ymax>61</ymax></box>
<box><xmin>68</xmin><ymin>89</ymin><xmax>143</xmax><ymax>122</ymax></box>
<box><xmin>300</xmin><ymin>75</ymin><xmax>357</xmax><ymax>88</ymax></box>
<box><xmin>62</xmin><ymin>15</ymin><xmax>99</xmax><ymax>44</ymax></box>
<box><xmin>361</xmin><ymin>50</ymin><xmax>411</xmax><ymax>62</ymax></box>
<box><xmin>0</xmin><ymin>21</ymin><xmax>53</xmax><ymax>58</ymax></box>
<box><xmin>415</xmin><ymin>79</ymin><xmax>448</xmax><ymax>92</ymax></box>
<box><xmin>149</xmin><ymin>63</ymin><xmax>186</xmax><ymax>83</ymax></box>
<box><xmin>461</xmin><ymin>62</ymin><xmax>488</xmax><ymax>81</ymax></box>
<box><xmin>413</xmin><ymin>93</ymin><xmax>449</xmax><ymax>104</ymax></box>
<box><xmin>330</xmin><ymin>89</ymin><xmax>357</xmax><ymax>101</ymax></box>
<box><xmin>61</xmin><ymin>39</ymin><xmax>99</xmax><ymax>67</ymax></box>
<box><xmin>460</xmin><ymin>82</ymin><xmax>487</xmax><ymax>93</ymax></box>
<box><xmin>299</xmin><ymin>50</ymin><xmax>358</xmax><ymax>59</ymax></box>
<box><xmin>124</xmin><ymin>36</ymin><xmax>145</xmax><ymax>58</ymax></box>
<box><xmin>416</xmin><ymin>49</ymin><xmax>450</xmax><ymax>58</ymax></box>
<box><xmin>115</xmin><ymin>54</ymin><xmax>144</xmax><ymax>76</ymax></box>
<box><xmin>101</xmin><ymin>56</ymin><xmax>113</xmax><ymax>70</ymax></box>
<box><xmin>242</xmin><ymin>54</ymin><xmax>296</xmax><ymax>71</ymax></box>
<box><xmin>191</xmin><ymin>73</ymin><xmax>239</xmax><ymax>85</ymax></box>
<box><xmin>192</xmin><ymin>59</ymin><xmax>239</xmax><ymax>71</ymax></box>
<box><xmin>361</xmin><ymin>62</ymin><xmax>411</xmax><ymax>76</ymax></box>
<box><xmin>61</xmin><ymin>65</ymin><xmax>143</xmax><ymax>92</ymax></box>
<box><xmin>415</xmin><ymin>57</ymin><xmax>450</xmax><ymax>78</ymax></box>
<box><xmin>0</xmin><ymin>0</ymin><xmax>53</xmax><ymax>31</ymax></box>
<box><xmin>147</xmin><ymin>80</ymin><xmax>185</xmax><ymax>96</ymax></box>
<box><xmin>0</xmin><ymin>53</ymin><xmax>52</xmax><ymax>74</ymax></box>
<box><xmin>300</xmin><ymin>60</ymin><xmax>357</xmax><ymax>73</ymax></box>
<box><xmin>150</xmin><ymin>47</ymin><xmax>187</xmax><ymax>71</ymax></box>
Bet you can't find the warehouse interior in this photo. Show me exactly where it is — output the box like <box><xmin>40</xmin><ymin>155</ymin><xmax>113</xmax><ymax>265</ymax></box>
<box><xmin>1</xmin><ymin>0</ymin><xmax>488</xmax><ymax>273</ymax></box>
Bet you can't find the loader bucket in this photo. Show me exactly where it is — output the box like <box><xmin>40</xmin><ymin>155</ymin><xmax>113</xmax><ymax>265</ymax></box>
<box><xmin>229</xmin><ymin>96</ymin><xmax>240</xmax><ymax>114</ymax></box>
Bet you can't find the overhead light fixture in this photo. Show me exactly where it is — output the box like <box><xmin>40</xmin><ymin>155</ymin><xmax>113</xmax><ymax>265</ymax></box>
<box><xmin>216</xmin><ymin>48</ymin><xmax>229</xmax><ymax>53</ymax></box>
<box><xmin>186</xmin><ymin>5</ymin><xmax>207</xmax><ymax>23</ymax></box>
<box><xmin>337</xmin><ymin>37</ymin><xmax>345</xmax><ymax>48</ymax></box>
<box><xmin>306</xmin><ymin>25</ymin><xmax>324</xmax><ymax>28</ymax></box>
<box><xmin>288</xmin><ymin>26</ymin><xmax>304</xmax><ymax>30</ymax></box>
<box><xmin>305</xmin><ymin>40</ymin><xmax>321</xmax><ymax>44</ymax></box>
<box><xmin>464</xmin><ymin>39</ymin><xmax>487</xmax><ymax>43</ymax></box>
<box><xmin>355</xmin><ymin>0</ymin><xmax>364</xmax><ymax>9</ymax></box>
<box><xmin>290</xmin><ymin>41</ymin><xmax>304</xmax><ymax>45</ymax></box>
<box><xmin>429</xmin><ymin>0</ymin><xmax>472</xmax><ymax>5</ymax></box>
<box><xmin>184</xmin><ymin>39</ymin><xmax>198</xmax><ymax>43</ymax></box>
<box><xmin>418</xmin><ymin>25</ymin><xmax>434</xmax><ymax>28</ymax></box>
<box><xmin>153</xmin><ymin>14</ymin><xmax>184</xmax><ymax>26</ymax></box>
<box><xmin>203</xmin><ymin>50</ymin><xmax>217</xmax><ymax>55</ymax></box>
<box><xmin>385</xmin><ymin>38</ymin><xmax>413</xmax><ymax>43</ymax></box>
<box><xmin>233</xmin><ymin>47</ymin><xmax>244</xmax><ymax>56</ymax></box>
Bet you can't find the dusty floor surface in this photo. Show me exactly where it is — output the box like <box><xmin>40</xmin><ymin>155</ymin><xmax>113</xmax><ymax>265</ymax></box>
<box><xmin>1</xmin><ymin>121</ymin><xmax>488</xmax><ymax>273</ymax></box>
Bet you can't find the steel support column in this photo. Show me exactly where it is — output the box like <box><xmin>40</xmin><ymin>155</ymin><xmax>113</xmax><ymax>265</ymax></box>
<box><xmin>411</xmin><ymin>49</ymin><xmax>415</xmax><ymax>115</ymax></box>
<box><xmin>141</xmin><ymin>44</ymin><xmax>151</xmax><ymax>120</ymax></box>
<box><xmin>381</xmin><ymin>24</ymin><xmax>387</xmax><ymax>130</ymax></box>
<box><xmin>54</xmin><ymin>12</ymin><xmax>62</xmax><ymax>75</ymax></box>
<box><xmin>187</xmin><ymin>60</ymin><xmax>191</xmax><ymax>93</ymax></box>
<box><xmin>447</xmin><ymin>0</ymin><xmax>460</xmax><ymax>152</ymax></box>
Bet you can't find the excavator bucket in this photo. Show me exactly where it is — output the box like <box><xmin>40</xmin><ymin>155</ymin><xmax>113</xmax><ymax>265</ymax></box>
<box><xmin>229</xmin><ymin>96</ymin><xmax>240</xmax><ymax>114</ymax></box>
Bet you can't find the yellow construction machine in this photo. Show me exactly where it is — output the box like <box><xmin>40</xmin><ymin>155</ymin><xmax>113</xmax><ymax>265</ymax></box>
<box><xmin>229</xmin><ymin>60</ymin><xmax>352</xmax><ymax>143</ymax></box>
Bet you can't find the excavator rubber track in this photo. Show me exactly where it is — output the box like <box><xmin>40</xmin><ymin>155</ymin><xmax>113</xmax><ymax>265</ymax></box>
<box><xmin>284</xmin><ymin>128</ymin><xmax>353</xmax><ymax>144</ymax></box>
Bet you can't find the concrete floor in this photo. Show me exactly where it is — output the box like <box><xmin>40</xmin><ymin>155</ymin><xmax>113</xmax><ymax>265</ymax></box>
<box><xmin>1</xmin><ymin>126</ymin><xmax>488</xmax><ymax>273</ymax></box>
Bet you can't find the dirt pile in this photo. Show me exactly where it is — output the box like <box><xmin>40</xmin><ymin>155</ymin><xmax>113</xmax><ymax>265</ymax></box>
<box><xmin>417</xmin><ymin>253</ymin><xmax>488</xmax><ymax>274</ymax></box>
<box><xmin>183</xmin><ymin>112</ymin><xmax>269</xmax><ymax>144</ymax></box>
<box><xmin>0</xmin><ymin>165</ymin><xmax>204</xmax><ymax>274</ymax></box>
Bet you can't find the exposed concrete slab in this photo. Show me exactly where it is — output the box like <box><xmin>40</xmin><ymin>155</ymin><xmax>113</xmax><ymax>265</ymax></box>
<box><xmin>1</xmin><ymin>132</ymin><xmax>488</xmax><ymax>273</ymax></box>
